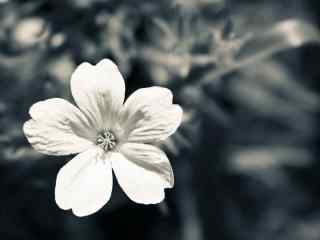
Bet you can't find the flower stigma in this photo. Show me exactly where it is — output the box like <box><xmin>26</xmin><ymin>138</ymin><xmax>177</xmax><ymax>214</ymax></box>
<box><xmin>96</xmin><ymin>129</ymin><xmax>117</xmax><ymax>152</ymax></box>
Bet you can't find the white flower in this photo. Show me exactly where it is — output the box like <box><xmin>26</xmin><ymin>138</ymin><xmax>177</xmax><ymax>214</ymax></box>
<box><xmin>23</xmin><ymin>59</ymin><xmax>183</xmax><ymax>217</ymax></box>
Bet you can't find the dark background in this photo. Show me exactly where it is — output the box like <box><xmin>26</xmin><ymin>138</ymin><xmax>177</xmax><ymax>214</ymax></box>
<box><xmin>1</xmin><ymin>0</ymin><xmax>320</xmax><ymax>239</ymax></box>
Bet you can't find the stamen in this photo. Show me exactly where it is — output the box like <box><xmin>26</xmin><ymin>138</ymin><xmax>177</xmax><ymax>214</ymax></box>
<box><xmin>96</xmin><ymin>129</ymin><xmax>117</xmax><ymax>152</ymax></box>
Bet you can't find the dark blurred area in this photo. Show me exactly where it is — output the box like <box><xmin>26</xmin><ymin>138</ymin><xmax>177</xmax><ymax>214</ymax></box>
<box><xmin>1</xmin><ymin>0</ymin><xmax>320</xmax><ymax>239</ymax></box>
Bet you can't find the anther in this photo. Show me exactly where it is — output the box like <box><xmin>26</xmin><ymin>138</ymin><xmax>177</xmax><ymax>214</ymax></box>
<box><xmin>96</xmin><ymin>130</ymin><xmax>117</xmax><ymax>152</ymax></box>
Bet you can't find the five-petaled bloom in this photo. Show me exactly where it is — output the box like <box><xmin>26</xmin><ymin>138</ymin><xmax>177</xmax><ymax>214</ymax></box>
<box><xmin>23</xmin><ymin>59</ymin><xmax>183</xmax><ymax>217</ymax></box>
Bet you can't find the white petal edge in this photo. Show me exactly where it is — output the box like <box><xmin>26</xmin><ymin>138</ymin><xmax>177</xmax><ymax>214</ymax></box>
<box><xmin>126</xmin><ymin>104</ymin><xmax>183</xmax><ymax>143</ymax></box>
<box><xmin>70</xmin><ymin>59</ymin><xmax>125</xmax><ymax>131</ymax></box>
<box><xmin>24</xmin><ymin>98</ymin><xmax>95</xmax><ymax>155</ymax></box>
<box><xmin>55</xmin><ymin>148</ymin><xmax>113</xmax><ymax>217</ymax></box>
<box><xmin>112</xmin><ymin>143</ymin><xmax>174</xmax><ymax>204</ymax></box>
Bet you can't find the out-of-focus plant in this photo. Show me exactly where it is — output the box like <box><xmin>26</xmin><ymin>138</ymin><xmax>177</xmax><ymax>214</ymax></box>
<box><xmin>1</xmin><ymin>0</ymin><xmax>320</xmax><ymax>239</ymax></box>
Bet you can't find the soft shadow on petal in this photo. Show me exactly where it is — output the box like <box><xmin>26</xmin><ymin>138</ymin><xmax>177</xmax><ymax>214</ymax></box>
<box><xmin>120</xmin><ymin>87</ymin><xmax>173</xmax><ymax>133</ymax></box>
<box><xmin>126</xmin><ymin>104</ymin><xmax>183</xmax><ymax>143</ymax></box>
<box><xmin>55</xmin><ymin>148</ymin><xmax>113</xmax><ymax>217</ymax></box>
<box><xmin>112</xmin><ymin>144</ymin><xmax>173</xmax><ymax>204</ymax></box>
<box><xmin>120</xmin><ymin>143</ymin><xmax>174</xmax><ymax>187</ymax></box>
<box><xmin>24</xmin><ymin>98</ymin><xmax>95</xmax><ymax>155</ymax></box>
<box><xmin>70</xmin><ymin>59</ymin><xmax>125</xmax><ymax>131</ymax></box>
<box><xmin>122</xmin><ymin>87</ymin><xmax>173</xmax><ymax>120</ymax></box>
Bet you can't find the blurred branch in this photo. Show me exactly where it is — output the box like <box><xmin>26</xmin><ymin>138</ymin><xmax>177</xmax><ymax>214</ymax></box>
<box><xmin>228</xmin><ymin>146</ymin><xmax>313</xmax><ymax>173</ymax></box>
<box><xmin>198</xmin><ymin>19</ymin><xmax>320</xmax><ymax>86</ymax></box>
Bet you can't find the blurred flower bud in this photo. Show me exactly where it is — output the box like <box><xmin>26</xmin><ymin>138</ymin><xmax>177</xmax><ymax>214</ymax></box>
<box><xmin>49</xmin><ymin>33</ymin><xmax>66</xmax><ymax>49</ymax></box>
<box><xmin>12</xmin><ymin>17</ymin><xmax>49</xmax><ymax>51</ymax></box>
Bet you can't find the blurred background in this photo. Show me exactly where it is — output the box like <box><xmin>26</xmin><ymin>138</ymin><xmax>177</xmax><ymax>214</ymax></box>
<box><xmin>1</xmin><ymin>0</ymin><xmax>320</xmax><ymax>239</ymax></box>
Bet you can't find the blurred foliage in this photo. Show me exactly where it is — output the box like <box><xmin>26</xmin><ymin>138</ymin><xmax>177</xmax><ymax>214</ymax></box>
<box><xmin>1</xmin><ymin>0</ymin><xmax>320</xmax><ymax>240</ymax></box>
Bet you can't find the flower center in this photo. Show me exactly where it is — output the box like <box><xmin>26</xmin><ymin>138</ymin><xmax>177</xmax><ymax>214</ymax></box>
<box><xmin>96</xmin><ymin>129</ymin><xmax>117</xmax><ymax>152</ymax></box>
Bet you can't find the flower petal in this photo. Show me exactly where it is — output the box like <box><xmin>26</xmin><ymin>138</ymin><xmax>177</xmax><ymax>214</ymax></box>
<box><xmin>24</xmin><ymin>98</ymin><xmax>95</xmax><ymax>155</ymax></box>
<box><xmin>112</xmin><ymin>143</ymin><xmax>174</xmax><ymax>204</ymax></box>
<box><xmin>55</xmin><ymin>148</ymin><xmax>113</xmax><ymax>217</ymax></box>
<box><xmin>125</xmin><ymin>103</ymin><xmax>183</xmax><ymax>143</ymax></box>
<box><xmin>70</xmin><ymin>59</ymin><xmax>125</xmax><ymax>131</ymax></box>
<box><xmin>121</xmin><ymin>86</ymin><xmax>173</xmax><ymax>121</ymax></box>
